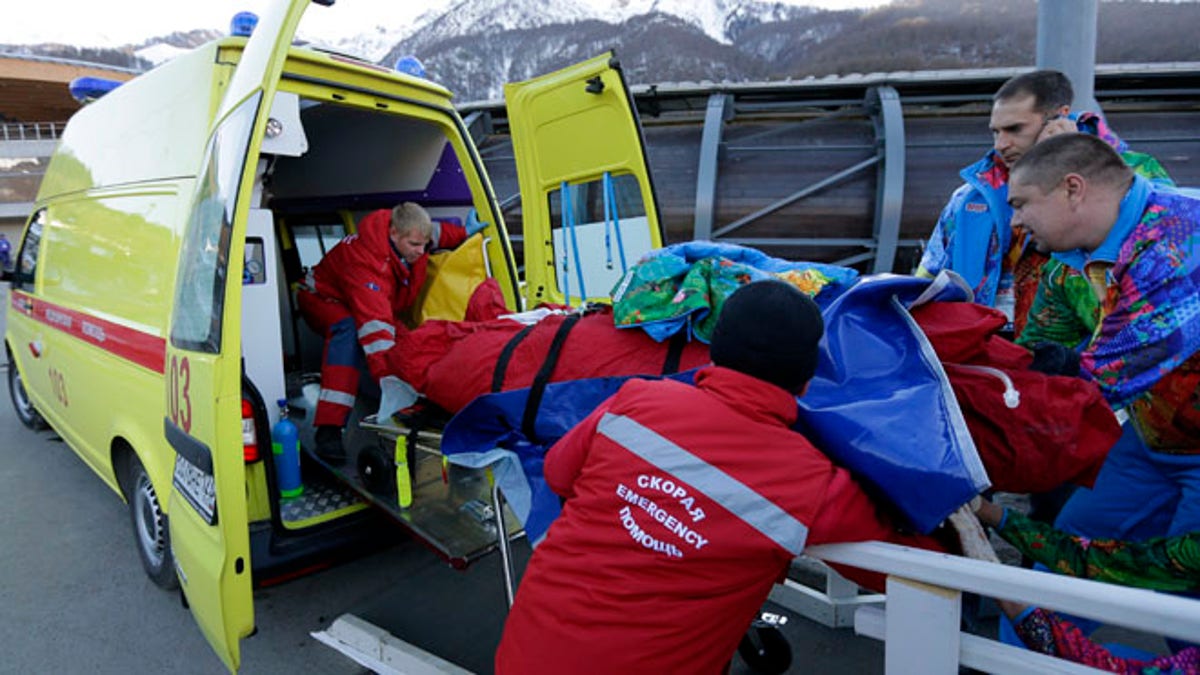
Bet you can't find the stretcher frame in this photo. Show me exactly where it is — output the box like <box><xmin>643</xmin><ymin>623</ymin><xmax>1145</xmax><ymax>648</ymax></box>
<box><xmin>305</xmin><ymin>413</ymin><xmax>524</xmax><ymax>575</ymax></box>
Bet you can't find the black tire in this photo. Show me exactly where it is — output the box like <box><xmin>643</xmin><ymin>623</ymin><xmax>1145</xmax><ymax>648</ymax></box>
<box><xmin>126</xmin><ymin>456</ymin><xmax>179</xmax><ymax>590</ymax></box>
<box><xmin>357</xmin><ymin>443</ymin><xmax>396</xmax><ymax>496</ymax></box>
<box><xmin>8</xmin><ymin>359</ymin><xmax>48</xmax><ymax>430</ymax></box>
<box><xmin>737</xmin><ymin>624</ymin><xmax>792</xmax><ymax>675</ymax></box>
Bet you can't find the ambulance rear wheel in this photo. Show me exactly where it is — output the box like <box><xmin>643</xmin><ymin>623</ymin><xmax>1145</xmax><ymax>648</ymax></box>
<box><xmin>8</xmin><ymin>360</ymin><xmax>47</xmax><ymax>431</ymax></box>
<box><xmin>127</xmin><ymin>456</ymin><xmax>179</xmax><ymax>590</ymax></box>
<box><xmin>737</xmin><ymin>624</ymin><xmax>791</xmax><ymax>675</ymax></box>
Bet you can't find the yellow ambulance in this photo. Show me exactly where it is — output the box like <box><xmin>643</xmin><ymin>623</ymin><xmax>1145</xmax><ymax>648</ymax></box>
<box><xmin>4</xmin><ymin>0</ymin><xmax>662</xmax><ymax>668</ymax></box>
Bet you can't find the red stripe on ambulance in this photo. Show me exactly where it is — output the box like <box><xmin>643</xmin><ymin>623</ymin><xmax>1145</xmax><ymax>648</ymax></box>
<box><xmin>13</xmin><ymin>291</ymin><xmax>167</xmax><ymax>374</ymax></box>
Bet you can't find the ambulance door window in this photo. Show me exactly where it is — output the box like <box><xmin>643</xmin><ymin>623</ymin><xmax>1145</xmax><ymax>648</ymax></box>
<box><xmin>14</xmin><ymin>209</ymin><xmax>45</xmax><ymax>291</ymax></box>
<box><xmin>170</xmin><ymin>94</ymin><xmax>259</xmax><ymax>354</ymax></box>
<box><xmin>547</xmin><ymin>173</ymin><xmax>653</xmax><ymax>303</ymax></box>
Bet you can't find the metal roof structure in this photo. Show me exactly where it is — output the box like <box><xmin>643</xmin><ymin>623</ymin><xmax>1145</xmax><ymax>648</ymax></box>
<box><xmin>461</xmin><ymin>61</ymin><xmax>1200</xmax><ymax>273</ymax></box>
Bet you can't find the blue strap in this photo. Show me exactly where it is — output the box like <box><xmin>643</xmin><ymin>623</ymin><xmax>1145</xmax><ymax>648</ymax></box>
<box><xmin>603</xmin><ymin>172</ymin><xmax>628</xmax><ymax>273</ymax></box>
<box><xmin>560</xmin><ymin>182</ymin><xmax>570</xmax><ymax>304</ymax></box>
<box><xmin>561</xmin><ymin>181</ymin><xmax>588</xmax><ymax>304</ymax></box>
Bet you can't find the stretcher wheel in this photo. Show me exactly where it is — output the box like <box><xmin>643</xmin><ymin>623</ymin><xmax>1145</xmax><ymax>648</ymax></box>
<box><xmin>737</xmin><ymin>624</ymin><xmax>791</xmax><ymax>675</ymax></box>
<box><xmin>357</xmin><ymin>444</ymin><xmax>395</xmax><ymax>496</ymax></box>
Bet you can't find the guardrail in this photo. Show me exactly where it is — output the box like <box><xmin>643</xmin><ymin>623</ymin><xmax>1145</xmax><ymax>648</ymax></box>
<box><xmin>1</xmin><ymin>122</ymin><xmax>66</xmax><ymax>141</ymax></box>
<box><xmin>794</xmin><ymin>541</ymin><xmax>1200</xmax><ymax>674</ymax></box>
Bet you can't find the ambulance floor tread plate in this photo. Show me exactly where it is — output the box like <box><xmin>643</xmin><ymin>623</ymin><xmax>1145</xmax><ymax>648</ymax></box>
<box><xmin>301</xmin><ymin>443</ymin><xmax>524</xmax><ymax>568</ymax></box>
<box><xmin>280</xmin><ymin>480</ymin><xmax>368</xmax><ymax>529</ymax></box>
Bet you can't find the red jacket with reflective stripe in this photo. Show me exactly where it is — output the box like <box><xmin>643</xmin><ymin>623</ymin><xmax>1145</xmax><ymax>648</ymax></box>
<box><xmin>496</xmin><ymin>366</ymin><xmax>936</xmax><ymax>675</ymax></box>
<box><xmin>308</xmin><ymin>209</ymin><xmax>465</xmax><ymax>379</ymax></box>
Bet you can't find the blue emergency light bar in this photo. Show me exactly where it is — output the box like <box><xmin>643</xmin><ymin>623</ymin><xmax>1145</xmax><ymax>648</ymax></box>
<box><xmin>394</xmin><ymin>55</ymin><xmax>426</xmax><ymax>79</ymax></box>
<box><xmin>68</xmin><ymin>77</ymin><xmax>123</xmax><ymax>104</ymax></box>
<box><xmin>230</xmin><ymin>11</ymin><xmax>258</xmax><ymax>37</ymax></box>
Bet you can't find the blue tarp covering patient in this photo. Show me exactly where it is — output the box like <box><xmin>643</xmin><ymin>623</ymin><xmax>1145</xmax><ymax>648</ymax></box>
<box><xmin>441</xmin><ymin>243</ymin><xmax>990</xmax><ymax>544</ymax></box>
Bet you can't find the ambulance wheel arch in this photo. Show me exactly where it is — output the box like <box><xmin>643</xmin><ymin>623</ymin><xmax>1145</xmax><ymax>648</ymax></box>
<box><xmin>116</xmin><ymin>445</ymin><xmax>179</xmax><ymax>590</ymax></box>
<box><xmin>7</xmin><ymin>346</ymin><xmax>48</xmax><ymax>430</ymax></box>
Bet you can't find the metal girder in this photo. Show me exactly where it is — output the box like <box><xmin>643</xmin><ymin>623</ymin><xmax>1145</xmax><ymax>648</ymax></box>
<box><xmin>462</xmin><ymin>110</ymin><xmax>493</xmax><ymax>147</ymax></box>
<box><xmin>711</xmin><ymin>156</ymin><xmax>880</xmax><ymax>239</ymax></box>
<box><xmin>692</xmin><ymin>93</ymin><xmax>732</xmax><ymax>240</ymax></box>
<box><xmin>867</xmin><ymin>86</ymin><xmax>904</xmax><ymax>273</ymax></box>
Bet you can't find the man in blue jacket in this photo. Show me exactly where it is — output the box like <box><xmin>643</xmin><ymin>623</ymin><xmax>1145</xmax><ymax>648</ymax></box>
<box><xmin>917</xmin><ymin>70</ymin><xmax>1169</xmax><ymax>337</ymax></box>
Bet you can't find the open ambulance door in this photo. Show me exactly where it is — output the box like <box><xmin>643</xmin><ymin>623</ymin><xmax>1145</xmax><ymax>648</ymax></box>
<box><xmin>163</xmin><ymin>0</ymin><xmax>316</xmax><ymax>670</ymax></box>
<box><xmin>504</xmin><ymin>52</ymin><xmax>663</xmax><ymax>308</ymax></box>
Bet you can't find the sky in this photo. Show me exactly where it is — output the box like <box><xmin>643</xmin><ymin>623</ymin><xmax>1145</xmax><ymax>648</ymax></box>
<box><xmin>0</xmin><ymin>0</ymin><xmax>888</xmax><ymax>47</ymax></box>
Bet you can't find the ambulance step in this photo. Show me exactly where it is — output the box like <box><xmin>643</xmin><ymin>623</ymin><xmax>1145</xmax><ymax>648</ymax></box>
<box><xmin>280</xmin><ymin>480</ymin><xmax>367</xmax><ymax>529</ymax></box>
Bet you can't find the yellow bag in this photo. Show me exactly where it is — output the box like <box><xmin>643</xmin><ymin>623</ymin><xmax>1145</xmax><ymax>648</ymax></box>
<box><xmin>408</xmin><ymin>234</ymin><xmax>488</xmax><ymax>326</ymax></box>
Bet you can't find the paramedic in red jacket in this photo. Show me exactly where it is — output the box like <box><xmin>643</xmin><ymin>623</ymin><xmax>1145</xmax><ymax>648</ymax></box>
<box><xmin>495</xmin><ymin>280</ymin><xmax>939</xmax><ymax>675</ymax></box>
<box><xmin>297</xmin><ymin>202</ymin><xmax>466</xmax><ymax>462</ymax></box>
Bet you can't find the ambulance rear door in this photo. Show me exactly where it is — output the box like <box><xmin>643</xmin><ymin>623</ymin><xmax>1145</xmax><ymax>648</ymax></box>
<box><xmin>163</xmin><ymin>0</ymin><xmax>317</xmax><ymax>670</ymax></box>
<box><xmin>504</xmin><ymin>52</ymin><xmax>662</xmax><ymax>308</ymax></box>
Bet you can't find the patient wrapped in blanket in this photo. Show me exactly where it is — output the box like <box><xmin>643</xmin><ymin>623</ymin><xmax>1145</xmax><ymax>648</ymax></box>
<box><xmin>388</xmin><ymin>242</ymin><xmax>1120</xmax><ymax>534</ymax></box>
<box><xmin>392</xmin><ymin>307</ymin><xmax>711</xmax><ymax>414</ymax></box>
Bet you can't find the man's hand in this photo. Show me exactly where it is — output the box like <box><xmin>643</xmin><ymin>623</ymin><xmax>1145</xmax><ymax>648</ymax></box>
<box><xmin>947</xmin><ymin>503</ymin><xmax>1001</xmax><ymax>563</ymax></box>
<box><xmin>1029</xmin><ymin>341</ymin><xmax>1081</xmax><ymax>376</ymax></box>
<box><xmin>1037</xmin><ymin>115</ymin><xmax>1076</xmax><ymax>143</ymax></box>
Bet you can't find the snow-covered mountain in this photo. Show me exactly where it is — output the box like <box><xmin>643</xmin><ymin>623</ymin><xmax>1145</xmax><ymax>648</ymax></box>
<box><xmin>373</xmin><ymin>0</ymin><xmax>829</xmax><ymax>100</ymax></box>
<box><xmin>407</xmin><ymin>0</ymin><xmax>596</xmax><ymax>52</ymax></box>
<box><xmin>308</xmin><ymin>0</ymin><xmax>812</xmax><ymax>63</ymax></box>
<box><xmin>599</xmin><ymin>0</ymin><xmax>813</xmax><ymax>44</ymax></box>
<box><xmin>10</xmin><ymin>0</ymin><xmax>1198</xmax><ymax>106</ymax></box>
<box><xmin>603</xmin><ymin>0</ymin><xmax>740</xmax><ymax>43</ymax></box>
<box><xmin>133</xmin><ymin>29</ymin><xmax>222</xmax><ymax>66</ymax></box>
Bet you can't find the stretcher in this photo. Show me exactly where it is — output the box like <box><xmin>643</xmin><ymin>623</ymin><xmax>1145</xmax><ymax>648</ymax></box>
<box><xmin>303</xmin><ymin>412</ymin><xmax>524</xmax><ymax>574</ymax></box>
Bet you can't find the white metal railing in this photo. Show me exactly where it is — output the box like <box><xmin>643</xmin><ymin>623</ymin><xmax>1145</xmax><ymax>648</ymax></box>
<box><xmin>1</xmin><ymin>121</ymin><xmax>66</xmax><ymax>141</ymax></box>
<box><xmin>798</xmin><ymin>541</ymin><xmax>1200</xmax><ymax>674</ymax></box>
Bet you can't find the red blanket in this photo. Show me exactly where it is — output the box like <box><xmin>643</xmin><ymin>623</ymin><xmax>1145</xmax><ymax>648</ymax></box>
<box><xmin>392</xmin><ymin>299</ymin><xmax>1118</xmax><ymax>494</ymax></box>
<box><xmin>912</xmin><ymin>302</ymin><xmax>1120</xmax><ymax>492</ymax></box>
<box><xmin>393</xmin><ymin>307</ymin><xmax>710</xmax><ymax>414</ymax></box>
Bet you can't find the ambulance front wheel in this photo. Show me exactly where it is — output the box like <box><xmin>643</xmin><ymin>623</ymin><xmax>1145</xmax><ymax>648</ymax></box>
<box><xmin>8</xmin><ymin>358</ymin><xmax>48</xmax><ymax>430</ymax></box>
<box><xmin>126</xmin><ymin>454</ymin><xmax>179</xmax><ymax>590</ymax></box>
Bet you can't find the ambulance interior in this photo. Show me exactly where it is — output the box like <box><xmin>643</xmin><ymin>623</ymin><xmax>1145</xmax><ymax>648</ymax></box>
<box><xmin>237</xmin><ymin>88</ymin><xmax>523</xmax><ymax>565</ymax></box>
<box><xmin>257</xmin><ymin>93</ymin><xmax>492</xmax><ymax>369</ymax></box>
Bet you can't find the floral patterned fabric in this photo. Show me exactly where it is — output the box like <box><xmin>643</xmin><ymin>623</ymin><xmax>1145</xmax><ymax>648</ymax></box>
<box><xmin>610</xmin><ymin>242</ymin><xmax>857</xmax><ymax>343</ymax></box>
<box><xmin>996</xmin><ymin>509</ymin><xmax>1200</xmax><ymax>592</ymax></box>
<box><xmin>1015</xmin><ymin>608</ymin><xmax>1200</xmax><ymax>673</ymax></box>
<box><xmin>1016</xmin><ymin>257</ymin><xmax>1099</xmax><ymax>349</ymax></box>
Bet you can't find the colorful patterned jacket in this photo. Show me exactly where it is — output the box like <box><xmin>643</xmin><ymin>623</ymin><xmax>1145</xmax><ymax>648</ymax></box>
<box><xmin>1017</xmin><ymin>154</ymin><xmax>1174</xmax><ymax>350</ymax></box>
<box><xmin>1054</xmin><ymin>177</ymin><xmax>1200</xmax><ymax>454</ymax></box>
<box><xmin>998</xmin><ymin>507</ymin><xmax>1200</xmax><ymax>671</ymax></box>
